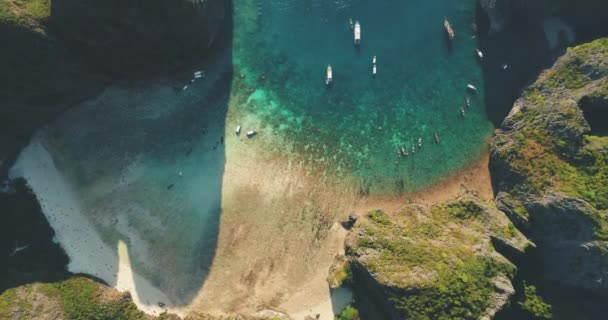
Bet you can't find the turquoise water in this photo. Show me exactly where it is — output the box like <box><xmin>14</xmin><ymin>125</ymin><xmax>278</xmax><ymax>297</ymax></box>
<box><xmin>233</xmin><ymin>0</ymin><xmax>493</xmax><ymax>193</ymax></box>
<box><xmin>12</xmin><ymin>0</ymin><xmax>495</xmax><ymax>308</ymax></box>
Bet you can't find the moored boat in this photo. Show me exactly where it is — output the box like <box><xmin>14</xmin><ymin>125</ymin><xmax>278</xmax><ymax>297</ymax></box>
<box><xmin>444</xmin><ymin>17</ymin><xmax>454</xmax><ymax>40</ymax></box>
<box><xmin>354</xmin><ymin>21</ymin><xmax>361</xmax><ymax>45</ymax></box>
<box><xmin>326</xmin><ymin>65</ymin><xmax>333</xmax><ymax>85</ymax></box>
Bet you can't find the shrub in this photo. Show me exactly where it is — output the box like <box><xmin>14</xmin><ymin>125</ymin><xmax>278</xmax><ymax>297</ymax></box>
<box><xmin>366</xmin><ymin>210</ymin><xmax>391</xmax><ymax>225</ymax></box>
<box><xmin>518</xmin><ymin>282</ymin><xmax>553</xmax><ymax>319</ymax></box>
<box><xmin>447</xmin><ymin>200</ymin><xmax>483</xmax><ymax>219</ymax></box>
<box><xmin>336</xmin><ymin>304</ymin><xmax>359</xmax><ymax>320</ymax></box>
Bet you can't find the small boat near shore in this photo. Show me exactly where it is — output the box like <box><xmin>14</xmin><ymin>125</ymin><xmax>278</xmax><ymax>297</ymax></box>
<box><xmin>435</xmin><ymin>132</ymin><xmax>440</xmax><ymax>144</ymax></box>
<box><xmin>354</xmin><ymin>21</ymin><xmax>361</xmax><ymax>45</ymax></box>
<box><xmin>247</xmin><ymin>130</ymin><xmax>257</xmax><ymax>138</ymax></box>
<box><xmin>444</xmin><ymin>17</ymin><xmax>454</xmax><ymax>40</ymax></box>
<box><xmin>236</xmin><ymin>125</ymin><xmax>241</xmax><ymax>135</ymax></box>
<box><xmin>476</xmin><ymin>48</ymin><xmax>484</xmax><ymax>60</ymax></box>
<box><xmin>467</xmin><ymin>84</ymin><xmax>478</xmax><ymax>92</ymax></box>
<box><xmin>326</xmin><ymin>65</ymin><xmax>333</xmax><ymax>86</ymax></box>
<box><xmin>372</xmin><ymin>64</ymin><xmax>377</xmax><ymax>76</ymax></box>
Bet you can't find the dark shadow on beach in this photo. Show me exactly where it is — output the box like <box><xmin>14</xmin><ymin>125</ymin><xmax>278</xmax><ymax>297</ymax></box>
<box><xmin>1</xmin><ymin>0</ymin><xmax>234</xmax><ymax>311</ymax></box>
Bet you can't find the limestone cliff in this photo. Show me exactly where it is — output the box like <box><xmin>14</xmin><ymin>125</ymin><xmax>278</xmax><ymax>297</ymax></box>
<box><xmin>50</xmin><ymin>0</ymin><xmax>228</xmax><ymax>77</ymax></box>
<box><xmin>344</xmin><ymin>196</ymin><xmax>529</xmax><ymax>320</ymax></box>
<box><xmin>491</xmin><ymin>38</ymin><xmax>608</xmax><ymax>290</ymax></box>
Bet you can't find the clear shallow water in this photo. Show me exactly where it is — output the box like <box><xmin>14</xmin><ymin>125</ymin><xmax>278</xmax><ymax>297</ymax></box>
<box><xmin>11</xmin><ymin>0</ymin><xmax>494</xmax><ymax>310</ymax></box>
<box><xmin>233</xmin><ymin>0</ymin><xmax>493</xmax><ymax>193</ymax></box>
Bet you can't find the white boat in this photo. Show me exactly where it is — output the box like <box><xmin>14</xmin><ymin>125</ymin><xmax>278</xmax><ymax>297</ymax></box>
<box><xmin>476</xmin><ymin>48</ymin><xmax>484</xmax><ymax>60</ymax></box>
<box><xmin>467</xmin><ymin>84</ymin><xmax>478</xmax><ymax>92</ymax></box>
<box><xmin>372</xmin><ymin>64</ymin><xmax>377</xmax><ymax>76</ymax></box>
<box><xmin>247</xmin><ymin>130</ymin><xmax>257</xmax><ymax>138</ymax></box>
<box><xmin>354</xmin><ymin>21</ymin><xmax>361</xmax><ymax>45</ymax></box>
<box><xmin>182</xmin><ymin>85</ymin><xmax>189</xmax><ymax>91</ymax></box>
<box><xmin>372</xmin><ymin>55</ymin><xmax>377</xmax><ymax>64</ymax></box>
<box><xmin>194</xmin><ymin>74</ymin><xmax>203</xmax><ymax>79</ymax></box>
<box><xmin>236</xmin><ymin>125</ymin><xmax>241</xmax><ymax>135</ymax></box>
<box><xmin>326</xmin><ymin>65</ymin><xmax>333</xmax><ymax>85</ymax></box>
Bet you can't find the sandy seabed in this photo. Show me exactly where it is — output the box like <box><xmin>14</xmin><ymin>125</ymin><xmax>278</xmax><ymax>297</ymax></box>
<box><xmin>9</xmin><ymin>129</ymin><xmax>493</xmax><ymax>320</ymax></box>
<box><xmin>10</xmin><ymin>139</ymin><xmax>184</xmax><ymax>316</ymax></box>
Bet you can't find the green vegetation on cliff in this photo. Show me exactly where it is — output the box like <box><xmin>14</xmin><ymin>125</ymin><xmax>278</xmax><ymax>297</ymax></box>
<box><xmin>0</xmin><ymin>277</ymin><xmax>154</xmax><ymax>320</ymax></box>
<box><xmin>518</xmin><ymin>282</ymin><xmax>553</xmax><ymax>319</ymax></box>
<box><xmin>388</xmin><ymin>256</ymin><xmax>510</xmax><ymax>320</ymax></box>
<box><xmin>335</xmin><ymin>304</ymin><xmax>359</xmax><ymax>320</ymax></box>
<box><xmin>347</xmin><ymin>198</ymin><xmax>528</xmax><ymax>320</ymax></box>
<box><xmin>494</xmin><ymin>37</ymin><xmax>608</xmax><ymax>239</ymax></box>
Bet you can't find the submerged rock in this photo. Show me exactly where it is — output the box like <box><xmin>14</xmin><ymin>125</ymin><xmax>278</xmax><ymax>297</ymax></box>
<box><xmin>491</xmin><ymin>38</ymin><xmax>608</xmax><ymax>290</ymax></box>
<box><xmin>478</xmin><ymin>0</ymin><xmax>512</xmax><ymax>33</ymax></box>
<box><xmin>345</xmin><ymin>196</ymin><xmax>529</xmax><ymax>320</ymax></box>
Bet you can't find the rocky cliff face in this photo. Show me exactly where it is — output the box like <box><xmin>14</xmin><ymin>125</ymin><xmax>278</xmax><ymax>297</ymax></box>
<box><xmin>50</xmin><ymin>0</ymin><xmax>228</xmax><ymax>77</ymax></box>
<box><xmin>344</xmin><ymin>196</ymin><xmax>529</xmax><ymax>320</ymax></box>
<box><xmin>491</xmin><ymin>38</ymin><xmax>608</xmax><ymax>290</ymax></box>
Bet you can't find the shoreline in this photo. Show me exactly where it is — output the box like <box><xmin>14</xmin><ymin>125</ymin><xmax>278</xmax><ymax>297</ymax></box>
<box><xmin>8</xmin><ymin>121</ymin><xmax>493</xmax><ymax>320</ymax></box>
<box><xmin>353</xmin><ymin>147</ymin><xmax>493</xmax><ymax>215</ymax></box>
<box><xmin>9</xmin><ymin>138</ymin><xmax>184</xmax><ymax>317</ymax></box>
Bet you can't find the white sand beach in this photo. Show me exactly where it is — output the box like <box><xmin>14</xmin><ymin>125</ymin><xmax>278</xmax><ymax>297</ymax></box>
<box><xmin>10</xmin><ymin>139</ymin><xmax>183</xmax><ymax>317</ymax></box>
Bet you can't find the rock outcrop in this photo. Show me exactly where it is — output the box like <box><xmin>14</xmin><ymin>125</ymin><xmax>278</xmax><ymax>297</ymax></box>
<box><xmin>344</xmin><ymin>196</ymin><xmax>530</xmax><ymax>320</ymax></box>
<box><xmin>491</xmin><ymin>38</ymin><xmax>608</xmax><ymax>290</ymax></box>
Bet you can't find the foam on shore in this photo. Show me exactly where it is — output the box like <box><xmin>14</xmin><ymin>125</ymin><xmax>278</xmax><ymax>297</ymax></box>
<box><xmin>10</xmin><ymin>138</ymin><xmax>183</xmax><ymax>316</ymax></box>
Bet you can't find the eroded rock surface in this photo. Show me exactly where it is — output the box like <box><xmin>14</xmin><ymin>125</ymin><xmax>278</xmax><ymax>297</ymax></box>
<box><xmin>491</xmin><ymin>37</ymin><xmax>608</xmax><ymax>290</ymax></box>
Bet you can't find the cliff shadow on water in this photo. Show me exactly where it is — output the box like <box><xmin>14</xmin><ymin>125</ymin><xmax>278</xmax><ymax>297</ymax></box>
<box><xmin>475</xmin><ymin>0</ymin><xmax>608</xmax><ymax>128</ymax></box>
<box><xmin>1</xmin><ymin>0</ymin><xmax>235</xmax><ymax>311</ymax></box>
